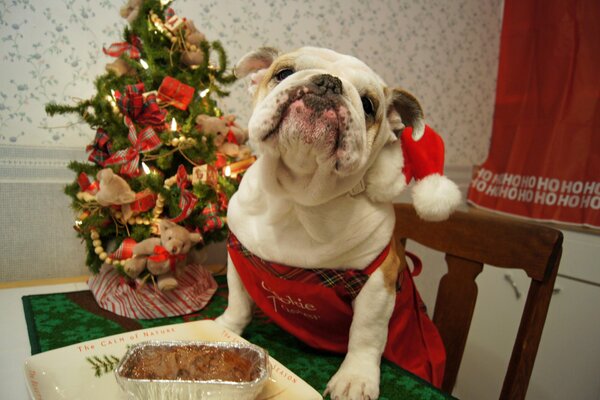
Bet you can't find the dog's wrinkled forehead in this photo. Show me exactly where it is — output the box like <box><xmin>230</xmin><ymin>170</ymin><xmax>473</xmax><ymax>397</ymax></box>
<box><xmin>262</xmin><ymin>47</ymin><xmax>386</xmax><ymax>94</ymax></box>
<box><xmin>287</xmin><ymin>47</ymin><xmax>381</xmax><ymax>76</ymax></box>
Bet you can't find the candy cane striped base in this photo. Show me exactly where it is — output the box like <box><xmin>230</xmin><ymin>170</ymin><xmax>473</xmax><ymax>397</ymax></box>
<box><xmin>88</xmin><ymin>264</ymin><xmax>217</xmax><ymax>319</ymax></box>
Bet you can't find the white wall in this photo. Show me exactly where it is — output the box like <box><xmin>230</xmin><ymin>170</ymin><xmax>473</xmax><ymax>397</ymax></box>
<box><xmin>0</xmin><ymin>0</ymin><xmax>503</xmax><ymax>163</ymax></box>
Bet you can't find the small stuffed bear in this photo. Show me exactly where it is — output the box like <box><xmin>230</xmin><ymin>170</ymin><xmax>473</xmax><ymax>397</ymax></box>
<box><xmin>106</xmin><ymin>58</ymin><xmax>136</xmax><ymax>77</ymax></box>
<box><xmin>95</xmin><ymin>168</ymin><xmax>136</xmax><ymax>206</ymax></box>
<box><xmin>195</xmin><ymin>114</ymin><xmax>230</xmax><ymax>136</ymax></box>
<box><xmin>180</xmin><ymin>20</ymin><xmax>206</xmax><ymax>67</ymax></box>
<box><xmin>220</xmin><ymin>114</ymin><xmax>249</xmax><ymax>144</ymax></box>
<box><xmin>119</xmin><ymin>0</ymin><xmax>143</xmax><ymax>24</ymax></box>
<box><xmin>195</xmin><ymin>114</ymin><xmax>250</xmax><ymax>159</ymax></box>
<box><xmin>124</xmin><ymin>220</ymin><xmax>203</xmax><ymax>291</ymax></box>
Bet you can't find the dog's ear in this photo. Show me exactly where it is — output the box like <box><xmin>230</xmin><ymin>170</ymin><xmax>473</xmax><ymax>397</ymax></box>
<box><xmin>362</xmin><ymin>88</ymin><xmax>424</xmax><ymax>203</ymax></box>
<box><xmin>234</xmin><ymin>47</ymin><xmax>279</xmax><ymax>95</ymax></box>
<box><xmin>387</xmin><ymin>89</ymin><xmax>425</xmax><ymax>141</ymax></box>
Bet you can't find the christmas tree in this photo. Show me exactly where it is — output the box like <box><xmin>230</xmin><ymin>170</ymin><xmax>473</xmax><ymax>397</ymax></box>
<box><xmin>46</xmin><ymin>0</ymin><xmax>254</xmax><ymax>290</ymax></box>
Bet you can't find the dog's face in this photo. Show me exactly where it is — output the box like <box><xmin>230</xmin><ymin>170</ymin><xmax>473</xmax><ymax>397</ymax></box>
<box><xmin>235</xmin><ymin>47</ymin><xmax>425</xmax><ymax>205</ymax></box>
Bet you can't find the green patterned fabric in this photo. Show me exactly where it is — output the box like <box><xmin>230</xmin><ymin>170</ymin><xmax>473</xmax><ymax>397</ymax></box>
<box><xmin>22</xmin><ymin>276</ymin><xmax>455</xmax><ymax>400</ymax></box>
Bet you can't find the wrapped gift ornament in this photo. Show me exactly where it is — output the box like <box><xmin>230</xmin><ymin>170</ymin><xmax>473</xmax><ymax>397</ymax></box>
<box><xmin>164</xmin><ymin>13</ymin><xmax>184</xmax><ymax>33</ymax></box>
<box><xmin>192</xmin><ymin>164</ymin><xmax>218</xmax><ymax>187</ymax></box>
<box><xmin>158</xmin><ymin>76</ymin><xmax>195</xmax><ymax>110</ymax></box>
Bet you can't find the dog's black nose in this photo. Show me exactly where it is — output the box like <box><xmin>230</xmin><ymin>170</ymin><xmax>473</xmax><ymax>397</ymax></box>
<box><xmin>313</xmin><ymin>74</ymin><xmax>343</xmax><ymax>95</ymax></box>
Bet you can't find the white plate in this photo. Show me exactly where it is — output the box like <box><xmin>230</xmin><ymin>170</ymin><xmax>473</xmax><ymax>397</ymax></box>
<box><xmin>24</xmin><ymin>320</ymin><xmax>322</xmax><ymax>400</ymax></box>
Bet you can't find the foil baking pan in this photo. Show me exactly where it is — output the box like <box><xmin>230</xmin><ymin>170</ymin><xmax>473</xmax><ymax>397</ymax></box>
<box><xmin>114</xmin><ymin>340</ymin><xmax>270</xmax><ymax>400</ymax></box>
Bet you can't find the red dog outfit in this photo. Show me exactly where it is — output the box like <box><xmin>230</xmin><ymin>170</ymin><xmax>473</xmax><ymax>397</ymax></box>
<box><xmin>227</xmin><ymin>233</ymin><xmax>446</xmax><ymax>387</ymax></box>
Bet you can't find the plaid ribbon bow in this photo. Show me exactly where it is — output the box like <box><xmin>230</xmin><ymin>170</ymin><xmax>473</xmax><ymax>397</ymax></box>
<box><xmin>217</xmin><ymin>191</ymin><xmax>229</xmax><ymax>211</ymax></box>
<box><xmin>102</xmin><ymin>35</ymin><xmax>142</xmax><ymax>59</ymax></box>
<box><xmin>148</xmin><ymin>245</ymin><xmax>186</xmax><ymax>272</ymax></box>
<box><xmin>115</xmin><ymin>83</ymin><xmax>167</xmax><ymax>128</ymax></box>
<box><xmin>103</xmin><ymin>116</ymin><xmax>162</xmax><ymax>178</ymax></box>
<box><xmin>202</xmin><ymin>202</ymin><xmax>225</xmax><ymax>233</ymax></box>
<box><xmin>85</xmin><ymin>128</ymin><xmax>112</xmax><ymax>166</ymax></box>
<box><xmin>170</xmin><ymin>165</ymin><xmax>198</xmax><ymax>223</ymax></box>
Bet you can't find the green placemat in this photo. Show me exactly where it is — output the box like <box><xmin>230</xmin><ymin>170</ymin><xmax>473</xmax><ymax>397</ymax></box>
<box><xmin>22</xmin><ymin>275</ymin><xmax>455</xmax><ymax>400</ymax></box>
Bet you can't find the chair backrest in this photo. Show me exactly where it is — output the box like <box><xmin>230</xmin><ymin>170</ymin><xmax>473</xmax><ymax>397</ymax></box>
<box><xmin>393</xmin><ymin>203</ymin><xmax>563</xmax><ymax>400</ymax></box>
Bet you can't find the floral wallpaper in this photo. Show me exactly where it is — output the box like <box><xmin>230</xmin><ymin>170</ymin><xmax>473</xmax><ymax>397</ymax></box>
<box><xmin>0</xmin><ymin>0</ymin><xmax>503</xmax><ymax>166</ymax></box>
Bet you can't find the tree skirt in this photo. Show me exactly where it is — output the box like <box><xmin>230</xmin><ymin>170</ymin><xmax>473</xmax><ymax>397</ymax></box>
<box><xmin>88</xmin><ymin>264</ymin><xmax>218</xmax><ymax>319</ymax></box>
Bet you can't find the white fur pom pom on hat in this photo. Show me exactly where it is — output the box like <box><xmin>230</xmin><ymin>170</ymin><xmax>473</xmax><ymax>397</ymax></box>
<box><xmin>401</xmin><ymin>125</ymin><xmax>461</xmax><ymax>221</ymax></box>
<box><xmin>411</xmin><ymin>173</ymin><xmax>462</xmax><ymax>221</ymax></box>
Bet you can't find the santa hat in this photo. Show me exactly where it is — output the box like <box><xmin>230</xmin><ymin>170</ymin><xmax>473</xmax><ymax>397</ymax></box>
<box><xmin>401</xmin><ymin>125</ymin><xmax>461</xmax><ymax>221</ymax></box>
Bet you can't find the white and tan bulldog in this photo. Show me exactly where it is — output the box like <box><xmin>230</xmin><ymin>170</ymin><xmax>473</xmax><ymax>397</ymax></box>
<box><xmin>215</xmin><ymin>47</ymin><xmax>461</xmax><ymax>400</ymax></box>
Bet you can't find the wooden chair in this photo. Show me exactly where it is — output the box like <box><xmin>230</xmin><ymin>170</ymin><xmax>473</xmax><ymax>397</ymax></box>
<box><xmin>393</xmin><ymin>203</ymin><xmax>563</xmax><ymax>400</ymax></box>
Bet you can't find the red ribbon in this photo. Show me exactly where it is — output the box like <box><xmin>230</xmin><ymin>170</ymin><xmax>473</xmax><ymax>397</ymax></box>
<box><xmin>214</xmin><ymin>153</ymin><xmax>227</xmax><ymax>168</ymax></box>
<box><xmin>77</xmin><ymin>172</ymin><xmax>99</xmax><ymax>194</ymax></box>
<box><xmin>225</xmin><ymin>129</ymin><xmax>239</xmax><ymax>145</ymax></box>
<box><xmin>220</xmin><ymin>117</ymin><xmax>240</xmax><ymax>145</ymax></box>
<box><xmin>148</xmin><ymin>245</ymin><xmax>186</xmax><ymax>272</ymax></box>
<box><xmin>103</xmin><ymin>116</ymin><xmax>162</xmax><ymax>177</ymax></box>
<box><xmin>109</xmin><ymin>238</ymin><xmax>137</xmax><ymax>260</ymax></box>
<box><xmin>115</xmin><ymin>83</ymin><xmax>167</xmax><ymax>128</ymax></box>
<box><xmin>170</xmin><ymin>165</ymin><xmax>198</xmax><ymax>223</ymax></box>
<box><xmin>103</xmin><ymin>36</ymin><xmax>142</xmax><ymax>59</ymax></box>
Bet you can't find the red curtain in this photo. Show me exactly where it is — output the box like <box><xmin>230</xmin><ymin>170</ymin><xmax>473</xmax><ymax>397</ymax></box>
<box><xmin>467</xmin><ymin>0</ymin><xmax>600</xmax><ymax>228</ymax></box>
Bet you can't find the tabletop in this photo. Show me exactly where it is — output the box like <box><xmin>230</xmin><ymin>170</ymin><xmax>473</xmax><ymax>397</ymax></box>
<box><xmin>2</xmin><ymin>275</ymin><xmax>454</xmax><ymax>400</ymax></box>
<box><xmin>0</xmin><ymin>277</ymin><xmax>89</xmax><ymax>400</ymax></box>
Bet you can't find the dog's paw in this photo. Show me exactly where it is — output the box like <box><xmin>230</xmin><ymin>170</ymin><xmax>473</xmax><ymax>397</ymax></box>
<box><xmin>324</xmin><ymin>362</ymin><xmax>380</xmax><ymax>400</ymax></box>
<box><xmin>214</xmin><ymin>314</ymin><xmax>247</xmax><ymax>336</ymax></box>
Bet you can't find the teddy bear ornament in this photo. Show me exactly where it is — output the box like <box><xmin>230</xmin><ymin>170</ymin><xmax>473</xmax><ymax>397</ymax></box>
<box><xmin>124</xmin><ymin>219</ymin><xmax>203</xmax><ymax>291</ymax></box>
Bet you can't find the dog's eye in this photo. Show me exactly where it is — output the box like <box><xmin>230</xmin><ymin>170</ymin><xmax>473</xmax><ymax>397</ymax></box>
<box><xmin>274</xmin><ymin>68</ymin><xmax>294</xmax><ymax>82</ymax></box>
<box><xmin>361</xmin><ymin>96</ymin><xmax>375</xmax><ymax>117</ymax></box>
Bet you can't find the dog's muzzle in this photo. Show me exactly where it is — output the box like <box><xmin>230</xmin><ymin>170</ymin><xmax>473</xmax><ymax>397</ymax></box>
<box><xmin>313</xmin><ymin>74</ymin><xmax>343</xmax><ymax>95</ymax></box>
<box><xmin>264</xmin><ymin>74</ymin><xmax>349</xmax><ymax>151</ymax></box>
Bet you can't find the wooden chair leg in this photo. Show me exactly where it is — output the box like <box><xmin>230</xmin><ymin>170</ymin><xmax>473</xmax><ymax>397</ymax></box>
<box><xmin>433</xmin><ymin>255</ymin><xmax>483</xmax><ymax>393</ymax></box>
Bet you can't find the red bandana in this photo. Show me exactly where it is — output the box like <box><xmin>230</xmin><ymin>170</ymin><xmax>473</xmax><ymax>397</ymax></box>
<box><xmin>227</xmin><ymin>233</ymin><xmax>446</xmax><ymax>387</ymax></box>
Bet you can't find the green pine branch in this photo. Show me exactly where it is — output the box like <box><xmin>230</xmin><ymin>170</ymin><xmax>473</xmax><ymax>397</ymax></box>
<box><xmin>86</xmin><ymin>355</ymin><xmax>121</xmax><ymax>377</ymax></box>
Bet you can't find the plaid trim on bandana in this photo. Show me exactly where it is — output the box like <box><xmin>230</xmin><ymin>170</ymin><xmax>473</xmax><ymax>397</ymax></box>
<box><xmin>228</xmin><ymin>234</ymin><xmax>392</xmax><ymax>300</ymax></box>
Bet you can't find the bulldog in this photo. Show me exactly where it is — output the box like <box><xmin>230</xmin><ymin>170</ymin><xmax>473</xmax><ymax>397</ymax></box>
<box><xmin>215</xmin><ymin>47</ymin><xmax>461</xmax><ymax>400</ymax></box>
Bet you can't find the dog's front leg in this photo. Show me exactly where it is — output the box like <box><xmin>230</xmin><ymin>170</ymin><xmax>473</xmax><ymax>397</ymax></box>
<box><xmin>215</xmin><ymin>255</ymin><xmax>255</xmax><ymax>335</ymax></box>
<box><xmin>325</xmin><ymin>249</ymin><xmax>401</xmax><ymax>400</ymax></box>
